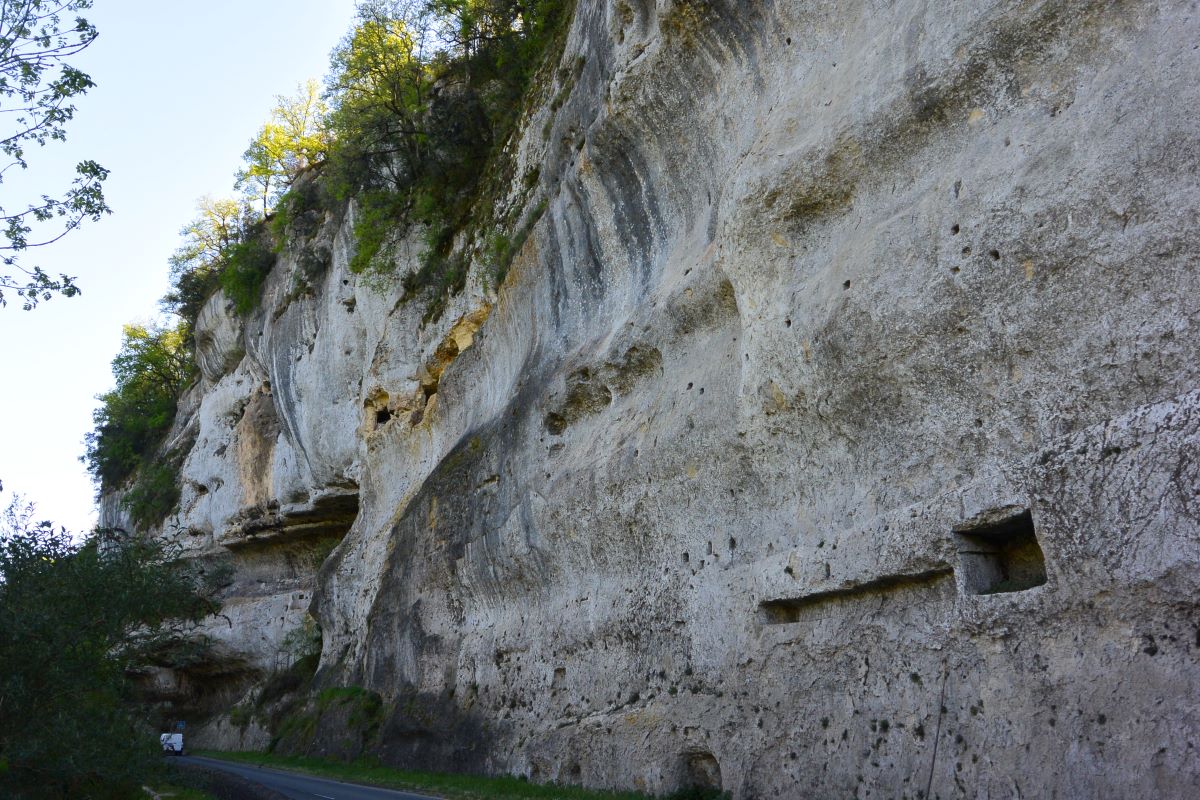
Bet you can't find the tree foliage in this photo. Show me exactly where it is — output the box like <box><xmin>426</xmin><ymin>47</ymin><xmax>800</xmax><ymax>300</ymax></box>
<box><xmin>325</xmin><ymin>0</ymin><xmax>573</xmax><ymax>300</ymax></box>
<box><xmin>0</xmin><ymin>496</ymin><xmax>217</xmax><ymax>798</ymax></box>
<box><xmin>154</xmin><ymin>0</ymin><xmax>573</xmax><ymax>328</ymax></box>
<box><xmin>161</xmin><ymin>196</ymin><xmax>259</xmax><ymax>327</ymax></box>
<box><xmin>83</xmin><ymin>322</ymin><xmax>193</xmax><ymax>495</ymax></box>
<box><xmin>325</xmin><ymin>4</ymin><xmax>433</xmax><ymax>198</ymax></box>
<box><xmin>236</xmin><ymin>79</ymin><xmax>331</xmax><ymax>215</ymax></box>
<box><xmin>160</xmin><ymin>195</ymin><xmax>277</xmax><ymax>327</ymax></box>
<box><xmin>0</xmin><ymin>0</ymin><xmax>109</xmax><ymax>309</ymax></box>
<box><xmin>219</xmin><ymin>231</ymin><xmax>276</xmax><ymax>315</ymax></box>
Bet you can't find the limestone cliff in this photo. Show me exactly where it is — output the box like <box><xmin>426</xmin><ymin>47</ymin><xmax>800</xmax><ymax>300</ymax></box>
<box><xmin>106</xmin><ymin>1</ymin><xmax>1200</xmax><ymax>796</ymax></box>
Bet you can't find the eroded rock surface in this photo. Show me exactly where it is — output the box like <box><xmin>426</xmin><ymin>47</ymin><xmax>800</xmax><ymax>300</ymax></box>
<box><xmin>107</xmin><ymin>1</ymin><xmax>1200</xmax><ymax>796</ymax></box>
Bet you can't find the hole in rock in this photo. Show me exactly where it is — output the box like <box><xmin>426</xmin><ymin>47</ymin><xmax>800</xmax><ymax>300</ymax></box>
<box><xmin>843</xmin><ymin>280</ymin><xmax>851</xmax><ymax>289</ymax></box>
<box><xmin>962</xmin><ymin>246</ymin><xmax>972</xmax><ymax>256</ymax></box>
<box><xmin>954</xmin><ymin>508</ymin><xmax>1046</xmax><ymax>595</ymax></box>
<box><xmin>682</xmin><ymin>751</ymin><xmax>722</xmax><ymax>792</ymax></box>
<box><xmin>990</xmin><ymin>249</ymin><xmax>1001</xmax><ymax>261</ymax></box>
<box><xmin>951</xmin><ymin>224</ymin><xmax>960</xmax><ymax>235</ymax></box>
<box><xmin>375</xmin><ymin>408</ymin><xmax>392</xmax><ymax>427</ymax></box>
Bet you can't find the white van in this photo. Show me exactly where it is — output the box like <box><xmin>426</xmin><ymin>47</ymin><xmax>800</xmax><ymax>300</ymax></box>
<box><xmin>160</xmin><ymin>732</ymin><xmax>184</xmax><ymax>755</ymax></box>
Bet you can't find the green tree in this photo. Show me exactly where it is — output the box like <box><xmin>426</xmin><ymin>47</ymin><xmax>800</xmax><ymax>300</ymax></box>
<box><xmin>83</xmin><ymin>321</ymin><xmax>194</xmax><ymax>493</ymax></box>
<box><xmin>0</xmin><ymin>0</ymin><xmax>110</xmax><ymax>309</ymax></box>
<box><xmin>236</xmin><ymin>79</ymin><xmax>330</xmax><ymax>215</ymax></box>
<box><xmin>428</xmin><ymin>0</ymin><xmax>529</xmax><ymax>63</ymax></box>
<box><xmin>323</xmin><ymin>0</ymin><xmax>570</xmax><ymax>288</ymax></box>
<box><xmin>0</xmin><ymin>494</ymin><xmax>218</xmax><ymax>798</ymax></box>
<box><xmin>325</xmin><ymin>5</ymin><xmax>433</xmax><ymax>196</ymax></box>
<box><xmin>161</xmin><ymin>196</ymin><xmax>259</xmax><ymax>327</ymax></box>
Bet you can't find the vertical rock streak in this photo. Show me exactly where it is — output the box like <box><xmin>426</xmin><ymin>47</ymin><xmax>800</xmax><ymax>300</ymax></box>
<box><xmin>106</xmin><ymin>1</ymin><xmax>1200</xmax><ymax>795</ymax></box>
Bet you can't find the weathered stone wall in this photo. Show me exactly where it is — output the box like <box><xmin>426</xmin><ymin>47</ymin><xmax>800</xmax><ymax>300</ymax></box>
<box><xmin>109</xmin><ymin>1</ymin><xmax>1200</xmax><ymax>796</ymax></box>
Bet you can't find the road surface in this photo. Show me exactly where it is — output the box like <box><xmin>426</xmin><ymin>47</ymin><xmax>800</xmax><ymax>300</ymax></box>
<box><xmin>178</xmin><ymin>755</ymin><xmax>441</xmax><ymax>800</ymax></box>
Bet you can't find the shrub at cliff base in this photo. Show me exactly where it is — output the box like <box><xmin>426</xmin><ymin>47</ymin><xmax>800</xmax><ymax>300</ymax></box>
<box><xmin>0</xmin><ymin>495</ymin><xmax>217</xmax><ymax>798</ymax></box>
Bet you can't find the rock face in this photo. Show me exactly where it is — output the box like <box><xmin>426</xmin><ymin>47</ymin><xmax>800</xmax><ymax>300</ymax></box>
<box><xmin>108</xmin><ymin>1</ymin><xmax>1200</xmax><ymax>796</ymax></box>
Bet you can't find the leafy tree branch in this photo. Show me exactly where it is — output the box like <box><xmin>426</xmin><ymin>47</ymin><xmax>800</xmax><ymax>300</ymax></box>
<box><xmin>0</xmin><ymin>0</ymin><xmax>108</xmax><ymax>309</ymax></box>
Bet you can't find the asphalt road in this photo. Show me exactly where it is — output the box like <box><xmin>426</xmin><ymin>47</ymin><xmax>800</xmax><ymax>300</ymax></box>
<box><xmin>178</xmin><ymin>756</ymin><xmax>441</xmax><ymax>800</ymax></box>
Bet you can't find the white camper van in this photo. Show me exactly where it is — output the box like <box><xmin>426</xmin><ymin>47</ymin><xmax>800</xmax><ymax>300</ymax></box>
<box><xmin>160</xmin><ymin>732</ymin><xmax>184</xmax><ymax>755</ymax></box>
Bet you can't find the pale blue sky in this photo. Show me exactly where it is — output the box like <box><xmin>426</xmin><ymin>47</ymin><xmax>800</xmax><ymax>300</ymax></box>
<box><xmin>0</xmin><ymin>1</ymin><xmax>357</xmax><ymax>532</ymax></box>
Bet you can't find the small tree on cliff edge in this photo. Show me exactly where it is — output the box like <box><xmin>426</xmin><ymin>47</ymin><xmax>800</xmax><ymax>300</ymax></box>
<box><xmin>236</xmin><ymin>79</ymin><xmax>331</xmax><ymax>215</ymax></box>
<box><xmin>0</xmin><ymin>489</ymin><xmax>218</xmax><ymax>798</ymax></box>
<box><xmin>0</xmin><ymin>0</ymin><xmax>110</xmax><ymax>309</ymax></box>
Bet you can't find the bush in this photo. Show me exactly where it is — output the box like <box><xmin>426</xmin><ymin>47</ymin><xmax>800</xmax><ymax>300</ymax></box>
<box><xmin>84</xmin><ymin>322</ymin><xmax>194</xmax><ymax>494</ymax></box>
<box><xmin>162</xmin><ymin>196</ymin><xmax>281</xmax><ymax>329</ymax></box>
<box><xmin>219</xmin><ymin>232</ymin><xmax>277</xmax><ymax>315</ymax></box>
<box><xmin>326</xmin><ymin>0</ymin><xmax>575</xmax><ymax>310</ymax></box>
<box><xmin>162</xmin><ymin>197</ymin><xmax>261</xmax><ymax>333</ymax></box>
<box><xmin>0</xmin><ymin>499</ymin><xmax>217</xmax><ymax>798</ymax></box>
<box><xmin>121</xmin><ymin>457</ymin><xmax>182</xmax><ymax>529</ymax></box>
<box><xmin>349</xmin><ymin>189</ymin><xmax>408</xmax><ymax>276</ymax></box>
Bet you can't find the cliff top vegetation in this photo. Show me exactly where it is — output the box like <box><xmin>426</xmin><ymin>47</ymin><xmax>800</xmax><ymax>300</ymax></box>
<box><xmin>85</xmin><ymin>0</ymin><xmax>575</xmax><ymax>528</ymax></box>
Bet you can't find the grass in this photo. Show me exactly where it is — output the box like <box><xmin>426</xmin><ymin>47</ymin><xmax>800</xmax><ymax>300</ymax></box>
<box><xmin>142</xmin><ymin>784</ymin><xmax>217</xmax><ymax>800</ymax></box>
<box><xmin>195</xmin><ymin>750</ymin><xmax>663</xmax><ymax>800</ymax></box>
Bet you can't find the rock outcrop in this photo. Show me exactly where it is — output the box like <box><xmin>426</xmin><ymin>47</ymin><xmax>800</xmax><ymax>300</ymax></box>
<box><xmin>108</xmin><ymin>1</ymin><xmax>1200</xmax><ymax>796</ymax></box>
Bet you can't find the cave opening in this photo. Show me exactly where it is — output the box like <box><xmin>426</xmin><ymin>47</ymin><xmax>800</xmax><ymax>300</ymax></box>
<box><xmin>682</xmin><ymin>750</ymin><xmax>722</xmax><ymax>793</ymax></box>
<box><xmin>954</xmin><ymin>508</ymin><xmax>1047</xmax><ymax>595</ymax></box>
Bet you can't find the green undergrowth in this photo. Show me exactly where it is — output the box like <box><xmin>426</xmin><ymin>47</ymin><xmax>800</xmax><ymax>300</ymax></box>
<box><xmin>83</xmin><ymin>322</ymin><xmax>195</xmax><ymax>529</ymax></box>
<box><xmin>197</xmin><ymin>751</ymin><xmax>727</xmax><ymax>800</ymax></box>
<box><xmin>122</xmin><ymin>456</ymin><xmax>182</xmax><ymax>530</ymax></box>
<box><xmin>143</xmin><ymin>782</ymin><xmax>216</xmax><ymax>800</ymax></box>
<box><xmin>218</xmin><ymin>230</ymin><xmax>277</xmax><ymax>315</ymax></box>
<box><xmin>338</xmin><ymin>0</ymin><xmax>576</xmax><ymax>321</ymax></box>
